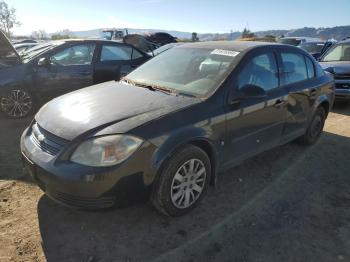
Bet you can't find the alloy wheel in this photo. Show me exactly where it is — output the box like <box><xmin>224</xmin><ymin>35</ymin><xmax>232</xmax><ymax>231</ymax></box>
<box><xmin>0</xmin><ymin>90</ymin><xmax>33</xmax><ymax>118</ymax></box>
<box><xmin>170</xmin><ymin>159</ymin><xmax>206</xmax><ymax>209</ymax></box>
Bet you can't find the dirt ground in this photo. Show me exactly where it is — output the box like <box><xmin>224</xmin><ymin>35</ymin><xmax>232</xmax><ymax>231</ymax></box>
<box><xmin>0</xmin><ymin>103</ymin><xmax>349</xmax><ymax>262</ymax></box>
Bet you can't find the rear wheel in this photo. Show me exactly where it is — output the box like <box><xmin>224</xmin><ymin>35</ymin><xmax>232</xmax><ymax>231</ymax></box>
<box><xmin>151</xmin><ymin>145</ymin><xmax>211</xmax><ymax>216</ymax></box>
<box><xmin>0</xmin><ymin>89</ymin><xmax>34</xmax><ymax>119</ymax></box>
<box><xmin>298</xmin><ymin>107</ymin><xmax>326</xmax><ymax>145</ymax></box>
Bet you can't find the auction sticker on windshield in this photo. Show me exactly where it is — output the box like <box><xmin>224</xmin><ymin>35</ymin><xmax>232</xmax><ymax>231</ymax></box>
<box><xmin>211</xmin><ymin>49</ymin><xmax>240</xmax><ymax>57</ymax></box>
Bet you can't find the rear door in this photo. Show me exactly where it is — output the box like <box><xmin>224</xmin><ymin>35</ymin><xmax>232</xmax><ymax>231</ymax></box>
<box><xmin>277</xmin><ymin>51</ymin><xmax>316</xmax><ymax>142</ymax></box>
<box><xmin>34</xmin><ymin>42</ymin><xmax>96</xmax><ymax>101</ymax></box>
<box><xmin>94</xmin><ymin>43</ymin><xmax>149</xmax><ymax>84</ymax></box>
<box><xmin>224</xmin><ymin>50</ymin><xmax>288</xmax><ymax>166</ymax></box>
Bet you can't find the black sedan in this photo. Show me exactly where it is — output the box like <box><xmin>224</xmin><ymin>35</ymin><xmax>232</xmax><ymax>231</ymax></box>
<box><xmin>0</xmin><ymin>31</ymin><xmax>150</xmax><ymax>118</ymax></box>
<box><xmin>21</xmin><ymin>41</ymin><xmax>334</xmax><ymax>216</ymax></box>
<box><xmin>319</xmin><ymin>38</ymin><xmax>350</xmax><ymax>101</ymax></box>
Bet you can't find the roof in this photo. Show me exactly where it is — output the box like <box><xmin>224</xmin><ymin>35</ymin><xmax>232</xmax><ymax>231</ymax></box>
<box><xmin>339</xmin><ymin>38</ymin><xmax>350</xmax><ymax>44</ymax></box>
<box><xmin>280</xmin><ymin>36</ymin><xmax>323</xmax><ymax>42</ymax></box>
<box><xmin>177</xmin><ymin>41</ymin><xmax>278</xmax><ymax>52</ymax></box>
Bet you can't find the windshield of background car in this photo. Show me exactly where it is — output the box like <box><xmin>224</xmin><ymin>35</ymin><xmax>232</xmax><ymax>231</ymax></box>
<box><xmin>301</xmin><ymin>42</ymin><xmax>324</xmax><ymax>53</ymax></box>
<box><xmin>126</xmin><ymin>47</ymin><xmax>239</xmax><ymax>97</ymax></box>
<box><xmin>277</xmin><ymin>38</ymin><xmax>302</xmax><ymax>46</ymax></box>
<box><xmin>21</xmin><ymin>42</ymin><xmax>60</xmax><ymax>63</ymax></box>
<box><xmin>321</xmin><ymin>44</ymin><xmax>350</xmax><ymax>62</ymax></box>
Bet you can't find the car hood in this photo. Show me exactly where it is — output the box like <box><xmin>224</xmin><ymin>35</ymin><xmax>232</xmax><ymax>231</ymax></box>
<box><xmin>0</xmin><ymin>30</ymin><xmax>21</xmax><ymax>66</ymax></box>
<box><xmin>35</xmin><ymin>81</ymin><xmax>199</xmax><ymax>141</ymax></box>
<box><xmin>319</xmin><ymin>61</ymin><xmax>350</xmax><ymax>76</ymax></box>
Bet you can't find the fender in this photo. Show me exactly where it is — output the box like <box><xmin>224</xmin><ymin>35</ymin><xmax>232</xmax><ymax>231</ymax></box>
<box><xmin>150</xmin><ymin>126</ymin><xmax>220</xmax><ymax>184</ymax></box>
<box><xmin>308</xmin><ymin>93</ymin><xmax>332</xmax><ymax>124</ymax></box>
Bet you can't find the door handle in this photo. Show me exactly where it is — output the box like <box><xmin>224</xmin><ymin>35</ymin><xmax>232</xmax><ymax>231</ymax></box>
<box><xmin>310</xmin><ymin>88</ymin><xmax>317</xmax><ymax>99</ymax></box>
<box><xmin>79</xmin><ymin>71</ymin><xmax>91</xmax><ymax>76</ymax></box>
<box><xmin>274</xmin><ymin>99</ymin><xmax>285</xmax><ymax>108</ymax></box>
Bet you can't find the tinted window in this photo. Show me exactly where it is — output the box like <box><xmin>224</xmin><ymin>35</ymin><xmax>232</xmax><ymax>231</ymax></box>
<box><xmin>238</xmin><ymin>53</ymin><xmax>279</xmax><ymax>91</ymax></box>
<box><xmin>305</xmin><ymin>56</ymin><xmax>315</xmax><ymax>78</ymax></box>
<box><xmin>100</xmin><ymin>45</ymin><xmax>132</xmax><ymax>61</ymax></box>
<box><xmin>51</xmin><ymin>44</ymin><xmax>95</xmax><ymax>66</ymax></box>
<box><xmin>281</xmin><ymin>53</ymin><xmax>308</xmax><ymax>85</ymax></box>
<box><xmin>132</xmin><ymin>48</ymin><xmax>144</xmax><ymax>60</ymax></box>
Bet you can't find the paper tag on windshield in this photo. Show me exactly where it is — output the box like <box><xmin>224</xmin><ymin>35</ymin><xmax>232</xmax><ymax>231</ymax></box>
<box><xmin>211</xmin><ymin>49</ymin><xmax>240</xmax><ymax>57</ymax></box>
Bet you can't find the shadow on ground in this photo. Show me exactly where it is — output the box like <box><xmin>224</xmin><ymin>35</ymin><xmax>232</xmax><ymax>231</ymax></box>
<box><xmin>36</xmin><ymin>131</ymin><xmax>350</xmax><ymax>262</ymax></box>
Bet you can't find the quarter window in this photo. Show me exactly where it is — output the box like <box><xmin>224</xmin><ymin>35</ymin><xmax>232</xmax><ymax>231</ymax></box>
<box><xmin>238</xmin><ymin>53</ymin><xmax>279</xmax><ymax>91</ymax></box>
<box><xmin>305</xmin><ymin>56</ymin><xmax>315</xmax><ymax>78</ymax></box>
<box><xmin>100</xmin><ymin>45</ymin><xmax>132</xmax><ymax>61</ymax></box>
<box><xmin>132</xmin><ymin>48</ymin><xmax>144</xmax><ymax>60</ymax></box>
<box><xmin>281</xmin><ymin>53</ymin><xmax>308</xmax><ymax>85</ymax></box>
<box><xmin>50</xmin><ymin>44</ymin><xmax>96</xmax><ymax>66</ymax></box>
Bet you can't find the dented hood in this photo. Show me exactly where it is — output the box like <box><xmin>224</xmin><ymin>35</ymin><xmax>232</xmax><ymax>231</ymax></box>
<box><xmin>35</xmin><ymin>81</ymin><xmax>197</xmax><ymax>141</ymax></box>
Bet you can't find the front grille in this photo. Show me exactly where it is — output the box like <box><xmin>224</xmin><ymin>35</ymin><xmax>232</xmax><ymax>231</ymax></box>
<box><xmin>334</xmin><ymin>74</ymin><xmax>350</xmax><ymax>80</ymax></box>
<box><xmin>30</xmin><ymin>123</ymin><xmax>69</xmax><ymax>155</ymax></box>
<box><xmin>48</xmin><ymin>190</ymin><xmax>115</xmax><ymax>209</ymax></box>
<box><xmin>335</xmin><ymin>83</ymin><xmax>350</xmax><ymax>90</ymax></box>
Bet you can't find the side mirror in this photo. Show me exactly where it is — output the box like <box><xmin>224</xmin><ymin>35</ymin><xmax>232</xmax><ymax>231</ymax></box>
<box><xmin>312</xmin><ymin>53</ymin><xmax>321</xmax><ymax>60</ymax></box>
<box><xmin>37</xmin><ymin>57</ymin><xmax>49</xmax><ymax>67</ymax></box>
<box><xmin>240</xmin><ymin>84</ymin><xmax>267</xmax><ymax>98</ymax></box>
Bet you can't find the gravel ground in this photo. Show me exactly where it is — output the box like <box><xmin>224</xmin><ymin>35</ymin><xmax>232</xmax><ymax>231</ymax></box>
<box><xmin>0</xmin><ymin>103</ymin><xmax>349</xmax><ymax>262</ymax></box>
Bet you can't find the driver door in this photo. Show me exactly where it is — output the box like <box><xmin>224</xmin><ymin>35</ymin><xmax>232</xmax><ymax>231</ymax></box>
<box><xmin>34</xmin><ymin>43</ymin><xmax>96</xmax><ymax>102</ymax></box>
<box><xmin>224</xmin><ymin>51</ymin><xmax>288</xmax><ymax>167</ymax></box>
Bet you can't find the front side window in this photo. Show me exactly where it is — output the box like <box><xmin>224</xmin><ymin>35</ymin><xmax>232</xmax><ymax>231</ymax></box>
<box><xmin>126</xmin><ymin>47</ymin><xmax>239</xmax><ymax>97</ymax></box>
<box><xmin>322</xmin><ymin>44</ymin><xmax>350</xmax><ymax>62</ymax></box>
<box><xmin>238</xmin><ymin>53</ymin><xmax>279</xmax><ymax>91</ymax></box>
<box><xmin>51</xmin><ymin>44</ymin><xmax>95</xmax><ymax>66</ymax></box>
<box><xmin>100</xmin><ymin>45</ymin><xmax>132</xmax><ymax>61</ymax></box>
<box><xmin>281</xmin><ymin>53</ymin><xmax>308</xmax><ymax>85</ymax></box>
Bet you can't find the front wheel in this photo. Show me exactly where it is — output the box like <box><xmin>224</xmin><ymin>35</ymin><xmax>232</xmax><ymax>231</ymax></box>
<box><xmin>0</xmin><ymin>89</ymin><xmax>34</xmax><ymax>119</ymax></box>
<box><xmin>297</xmin><ymin>107</ymin><xmax>326</xmax><ymax>145</ymax></box>
<box><xmin>151</xmin><ymin>145</ymin><xmax>211</xmax><ymax>216</ymax></box>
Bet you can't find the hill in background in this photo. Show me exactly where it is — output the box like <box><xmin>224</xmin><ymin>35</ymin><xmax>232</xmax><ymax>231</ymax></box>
<box><xmin>67</xmin><ymin>25</ymin><xmax>350</xmax><ymax>41</ymax></box>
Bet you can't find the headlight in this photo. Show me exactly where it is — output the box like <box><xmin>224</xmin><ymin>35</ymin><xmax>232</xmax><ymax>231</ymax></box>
<box><xmin>70</xmin><ymin>135</ymin><xmax>143</xmax><ymax>167</ymax></box>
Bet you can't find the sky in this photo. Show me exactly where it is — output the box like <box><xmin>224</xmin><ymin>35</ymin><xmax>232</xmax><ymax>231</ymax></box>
<box><xmin>5</xmin><ymin>0</ymin><xmax>350</xmax><ymax>35</ymax></box>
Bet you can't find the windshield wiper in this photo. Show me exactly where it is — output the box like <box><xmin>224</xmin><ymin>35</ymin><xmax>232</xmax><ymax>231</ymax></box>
<box><xmin>121</xmin><ymin>77</ymin><xmax>174</xmax><ymax>95</ymax></box>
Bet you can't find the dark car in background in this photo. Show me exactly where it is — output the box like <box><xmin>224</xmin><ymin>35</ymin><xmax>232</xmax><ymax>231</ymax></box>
<box><xmin>0</xmin><ymin>31</ymin><xmax>150</xmax><ymax>118</ymax></box>
<box><xmin>21</xmin><ymin>41</ymin><xmax>334</xmax><ymax>216</ymax></box>
<box><xmin>145</xmin><ymin>32</ymin><xmax>177</xmax><ymax>46</ymax></box>
<box><xmin>319</xmin><ymin>38</ymin><xmax>350</xmax><ymax>101</ymax></box>
<box><xmin>277</xmin><ymin>37</ymin><xmax>327</xmax><ymax>58</ymax></box>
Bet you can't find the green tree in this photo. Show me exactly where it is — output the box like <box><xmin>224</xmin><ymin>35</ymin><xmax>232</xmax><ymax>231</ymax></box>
<box><xmin>242</xmin><ymin>28</ymin><xmax>255</xmax><ymax>39</ymax></box>
<box><xmin>0</xmin><ymin>1</ymin><xmax>20</xmax><ymax>37</ymax></box>
<box><xmin>191</xmin><ymin>32</ymin><xmax>199</xmax><ymax>42</ymax></box>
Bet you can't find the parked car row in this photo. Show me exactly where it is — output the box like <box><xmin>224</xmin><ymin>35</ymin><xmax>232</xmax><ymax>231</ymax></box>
<box><xmin>0</xmin><ymin>31</ymin><xmax>150</xmax><ymax>118</ymax></box>
<box><xmin>20</xmin><ymin>41</ymin><xmax>335</xmax><ymax>216</ymax></box>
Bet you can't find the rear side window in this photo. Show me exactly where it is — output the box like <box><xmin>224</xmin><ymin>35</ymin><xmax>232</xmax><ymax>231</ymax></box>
<box><xmin>238</xmin><ymin>53</ymin><xmax>279</xmax><ymax>91</ymax></box>
<box><xmin>281</xmin><ymin>53</ymin><xmax>308</xmax><ymax>85</ymax></box>
<box><xmin>304</xmin><ymin>56</ymin><xmax>315</xmax><ymax>78</ymax></box>
<box><xmin>100</xmin><ymin>45</ymin><xmax>132</xmax><ymax>61</ymax></box>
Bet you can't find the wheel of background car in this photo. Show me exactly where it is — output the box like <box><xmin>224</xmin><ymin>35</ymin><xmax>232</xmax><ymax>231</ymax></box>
<box><xmin>151</xmin><ymin>145</ymin><xmax>211</xmax><ymax>216</ymax></box>
<box><xmin>298</xmin><ymin>107</ymin><xmax>326</xmax><ymax>145</ymax></box>
<box><xmin>0</xmin><ymin>89</ymin><xmax>34</xmax><ymax>119</ymax></box>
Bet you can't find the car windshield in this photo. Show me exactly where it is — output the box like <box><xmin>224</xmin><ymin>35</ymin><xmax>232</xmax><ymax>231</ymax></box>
<box><xmin>321</xmin><ymin>44</ymin><xmax>350</xmax><ymax>62</ymax></box>
<box><xmin>277</xmin><ymin>38</ymin><xmax>302</xmax><ymax>46</ymax></box>
<box><xmin>300</xmin><ymin>42</ymin><xmax>325</xmax><ymax>53</ymax></box>
<box><xmin>21</xmin><ymin>42</ymin><xmax>60</xmax><ymax>63</ymax></box>
<box><xmin>125</xmin><ymin>47</ymin><xmax>239</xmax><ymax>97</ymax></box>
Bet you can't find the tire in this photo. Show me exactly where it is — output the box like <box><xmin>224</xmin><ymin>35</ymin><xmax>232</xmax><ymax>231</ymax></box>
<box><xmin>297</xmin><ymin>107</ymin><xmax>326</xmax><ymax>145</ymax></box>
<box><xmin>0</xmin><ymin>89</ymin><xmax>35</xmax><ymax>119</ymax></box>
<box><xmin>151</xmin><ymin>145</ymin><xmax>211</xmax><ymax>216</ymax></box>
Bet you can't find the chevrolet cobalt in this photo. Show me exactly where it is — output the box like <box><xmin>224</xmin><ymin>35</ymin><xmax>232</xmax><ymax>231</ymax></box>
<box><xmin>21</xmin><ymin>42</ymin><xmax>334</xmax><ymax>216</ymax></box>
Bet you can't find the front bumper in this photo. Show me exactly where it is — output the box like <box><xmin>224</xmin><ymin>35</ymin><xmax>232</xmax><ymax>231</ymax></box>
<box><xmin>335</xmin><ymin>80</ymin><xmax>350</xmax><ymax>100</ymax></box>
<box><xmin>20</xmin><ymin>127</ymin><xmax>158</xmax><ymax>209</ymax></box>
